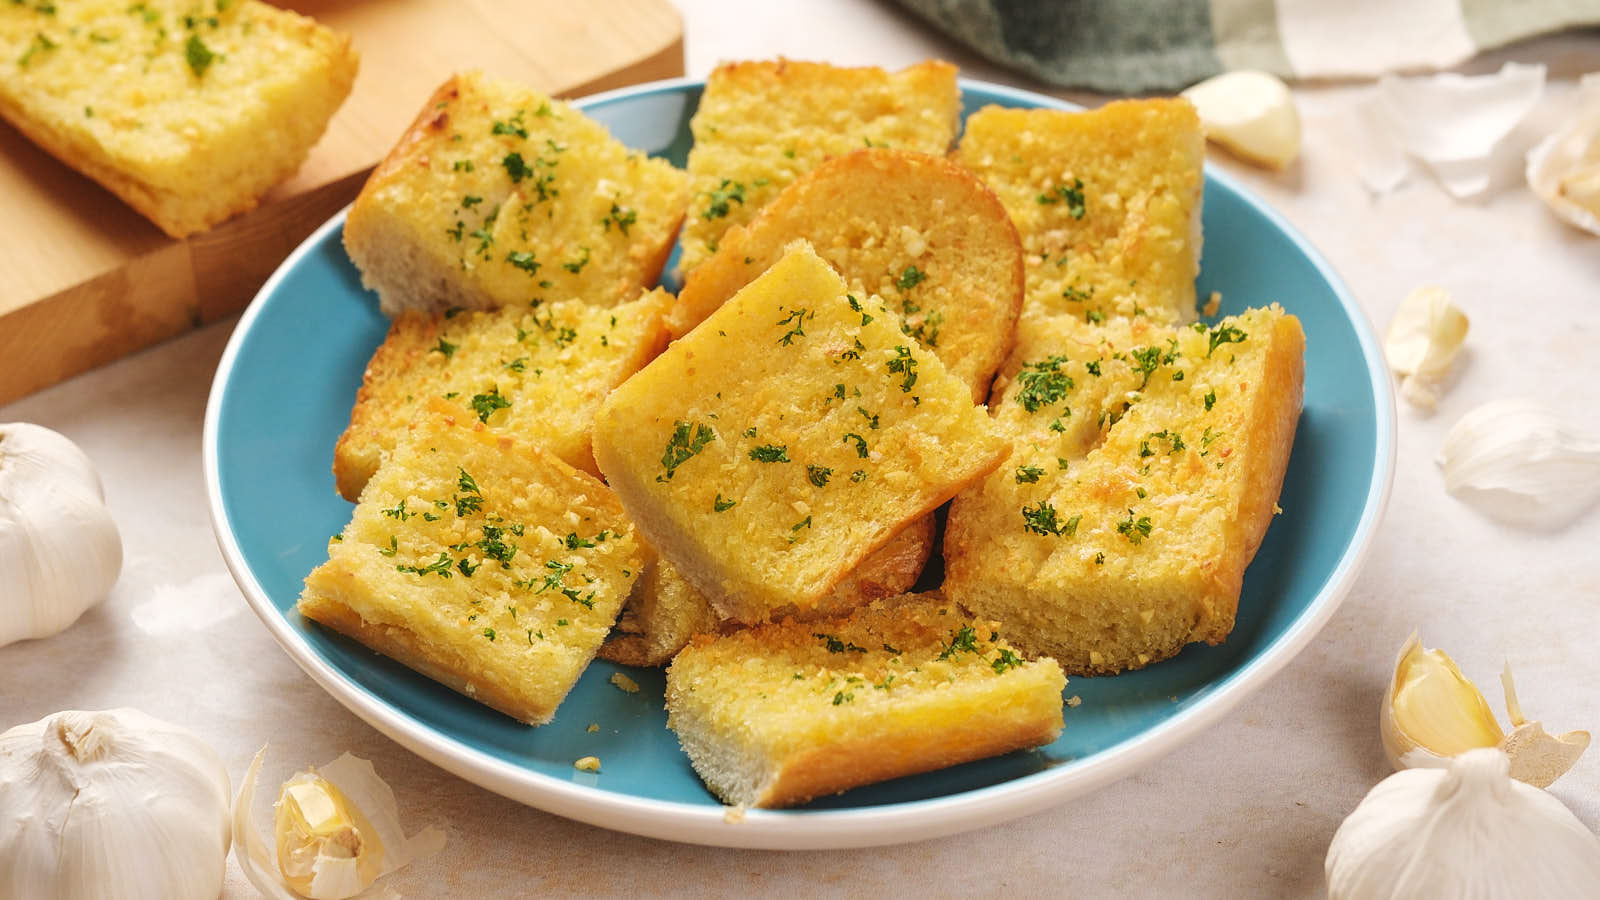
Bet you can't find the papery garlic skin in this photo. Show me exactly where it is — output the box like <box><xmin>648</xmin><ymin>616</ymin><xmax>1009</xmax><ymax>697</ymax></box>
<box><xmin>0</xmin><ymin>708</ymin><xmax>231</xmax><ymax>900</ymax></box>
<box><xmin>1436</xmin><ymin>399</ymin><xmax>1600</xmax><ymax>530</ymax></box>
<box><xmin>1383</xmin><ymin>287</ymin><xmax>1468</xmax><ymax>411</ymax></box>
<box><xmin>1527</xmin><ymin>72</ymin><xmax>1600</xmax><ymax>236</ymax></box>
<box><xmin>1180</xmin><ymin>70</ymin><xmax>1301</xmax><ymax>168</ymax></box>
<box><xmin>0</xmin><ymin>422</ymin><xmax>123</xmax><ymax>647</ymax></box>
<box><xmin>1326</xmin><ymin>749</ymin><xmax>1600</xmax><ymax>900</ymax></box>
<box><xmin>234</xmin><ymin>747</ymin><xmax>446</xmax><ymax>900</ymax></box>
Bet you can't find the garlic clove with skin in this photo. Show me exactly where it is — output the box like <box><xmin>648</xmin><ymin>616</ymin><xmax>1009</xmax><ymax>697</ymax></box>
<box><xmin>1436</xmin><ymin>399</ymin><xmax>1600</xmax><ymax>530</ymax></box>
<box><xmin>235</xmin><ymin>746</ymin><xmax>445</xmax><ymax>900</ymax></box>
<box><xmin>1383</xmin><ymin>286</ymin><xmax>1468</xmax><ymax>411</ymax></box>
<box><xmin>0</xmin><ymin>708</ymin><xmax>231</xmax><ymax>900</ymax></box>
<box><xmin>0</xmin><ymin>422</ymin><xmax>123</xmax><ymax>647</ymax></box>
<box><xmin>1382</xmin><ymin>632</ymin><xmax>1588</xmax><ymax>787</ymax></box>
<box><xmin>1326</xmin><ymin>748</ymin><xmax>1600</xmax><ymax>899</ymax></box>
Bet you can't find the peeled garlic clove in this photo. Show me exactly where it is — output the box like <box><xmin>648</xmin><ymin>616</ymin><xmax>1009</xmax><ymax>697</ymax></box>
<box><xmin>0</xmin><ymin>708</ymin><xmax>231</xmax><ymax>900</ymax></box>
<box><xmin>1180</xmin><ymin>70</ymin><xmax>1301</xmax><ymax>168</ymax></box>
<box><xmin>1326</xmin><ymin>748</ymin><xmax>1600</xmax><ymax>899</ymax></box>
<box><xmin>1382</xmin><ymin>632</ymin><xmax>1503</xmax><ymax>771</ymax></box>
<box><xmin>1526</xmin><ymin>72</ymin><xmax>1600</xmax><ymax>236</ymax></box>
<box><xmin>234</xmin><ymin>747</ymin><xmax>446</xmax><ymax>900</ymax></box>
<box><xmin>1436</xmin><ymin>399</ymin><xmax>1600</xmax><ymax>530</ymax></box>
<box><xmin>0</xmin><ymin>422</ymin><xmax>123</xmax><ymax>647</ymax></box>
<box><xmin>1383</xmin><ymin>286</ymin><xmax>1468</xmax><ymax>411</ymax></box>
<box><xmin>1498</xmin><ymin>663</ymin><xmax>1590</xmax><ymax>789</ymax></box>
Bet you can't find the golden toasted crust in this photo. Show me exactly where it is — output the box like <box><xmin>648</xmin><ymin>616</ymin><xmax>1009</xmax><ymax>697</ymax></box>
<box><xmin>593</xmin><ymin>244</ymin><xmax>1006</xmax><ymax>624</ymax></box>
<box><xmin>343</xmin><ymin>71</ymin><xmax>689</xmax><ymax>316</ymax></box>
<box><xmin>665</xmin><ymin>594</ymin><xmax>1066</xmax><ymax>807</ymax></box>
<box><xmin>943</xmin><ymin>306</ymin><xmax>1305</xmax><ymax>674</ymax></box>
<box><xmin>0</xmin><ymin>0</ymin><xmax>356</xmax><ymax>237</ymax></box>
<box><xmin>301</xmin><ymin>413</ymin><xmax>643</xmax><ymax>725</ymax></box>
<box><xmin>677</xmin><ymin>59</ymin><xmax>961</xmax><ymax>276</ymax></box>
<box><xmin>598</xmin><ymin>514</ymin><xmax>936</xmax><ymax>667</ymax></box>
<box><xmin>673</xmin><ymin>148</ymin><xmax>1024</xmax><ymax>403</ymax></box>
<box><xmin>332</xmin><ymin>289</ymin><xmax>671</xmax><ymax>501</ymax></box>
<box><xmin>954</xmin><ymin>99</ymin><xmax>1204</xmax><ymax>326</ymax></box>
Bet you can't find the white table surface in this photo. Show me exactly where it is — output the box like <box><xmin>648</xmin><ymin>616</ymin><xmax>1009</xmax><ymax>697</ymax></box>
<box><xmin>4</xmin><ymin>2</ymin><xmax>1598</xmax><ymax>896</ymax></box>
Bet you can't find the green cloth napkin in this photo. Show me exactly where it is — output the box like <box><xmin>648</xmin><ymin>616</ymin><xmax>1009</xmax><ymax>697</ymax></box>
<box><xmin>894</xmin><ymin>0</ymin><xmax>1600</xmax><ymax>92</ymax></box>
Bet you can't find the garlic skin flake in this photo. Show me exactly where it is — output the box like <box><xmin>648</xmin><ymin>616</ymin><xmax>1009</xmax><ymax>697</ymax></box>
<box><xmin>0</xmin><ymin>708</ymin><xmax>231</xmax><ymax>900</ymax></box>
<box><xmin>1436</xmin><ymin>399</ymin><xmax>1600</xmax><ymax>530</ymax></box>
<box><xmin>1369</xmin><ymin>62</ymin><xmax>1546</xmax><ymax>199</ymax></box>
<box><xmin>1383</xmin><ymin>632</ymin><xmax>1589</xmax><ymax>788</ymax></box>
<box><xmin>1383</xmin><ymin>286</ymin><xmax>1468</xmax><ymax>410</ymax></box>
<box><xmin>1180</xmin><ymin>70</ymin><xmax>1301</xmax><ymax>169</ymax></box>
<box><xmin>0</xmin><ymin>422</ymin><xmax>123</xmax><ymax>647</ymax></box>
<box><xmin>1327</xmin><ymin>748</ymin><xmax>1600</xmax><ymax>899</ymax></box>
<box><xmin>1527</xmin><ymin>72</ymin><xmax>1600</xmax><ymax>236</ymax></box>
<box><xmin>234</xmin><ymin>747</ymin><xmax>446</xmax><ymax>900</ymax></box>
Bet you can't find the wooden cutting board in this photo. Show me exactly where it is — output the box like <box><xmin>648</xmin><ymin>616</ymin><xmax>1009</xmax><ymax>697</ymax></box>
<box><xmin>0</xmin><ymin>0</ymin><xmax>684</xmax><ymax>407</ymax></box>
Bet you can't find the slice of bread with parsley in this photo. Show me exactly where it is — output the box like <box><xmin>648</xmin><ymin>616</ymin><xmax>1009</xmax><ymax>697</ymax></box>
<box><xmin>664</xmin><ymin>593</ymin><xmax>1066</xmax><ymax>808</ymax></box>
<box><xmin>954</xmin><ymin>99</ymin><xmax>1204</xmax><ymax>327</ymax></box>
<box><xmin>599</xmin><ymin>514</ymin><xmax>936</xmax><ymax>667</ymax></box>
<box><xmin>672</xmin><ymin>148</ymin><xmax>1024</xmax><ymax>404</ymax></box>
<box><xmin>344</xmin><ymin>71</ymin><xmax>690</xmax><ymax>317</ymax></box>
<box><xmin>0</xmin><ymin>0</ymin><xmax>356</xmax><ymax>238</ymax></box>
<box><xmin>300</xmin><ymin>411</ymin><xmax>644</xmax><ymax>726</ymax></box>
<box><xmin>675</xmin><ymin>59</ymin><xmax>961</xmax><ymax>277</ymax></box>
<box><xmin>592</xmin><ymin>243</ymin><xmax>1006</xmax><ymax>625</ymax></box>
<box><xmin>943</xmin><ymin>305</ymin><xmax>1304</xmax><ymax>675</ymax></box>
<box><xmin>332</xmin><ymin>288</ymin><xmax>671</xmax><ymax>501</ymax></box>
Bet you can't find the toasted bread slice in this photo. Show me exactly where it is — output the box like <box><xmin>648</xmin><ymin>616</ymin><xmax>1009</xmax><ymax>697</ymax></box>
<box><xmin>665</xmin><ymin>593</ymin><xmax>1066</xmax><ymax>808</ymax></box>
<box><xmin>332</xmin><ymin>288</ymin><xmax>670</xmax><ymax>501</ymax></box>
<box><xmin>592</xmin><ymin>243</ymin><xmax>1006</xmax><ymax>624</ymax></box>
<box><xmin>943</xmin><ymin>306</ymin><xmax>1304</xmax><ymax>675</ymax></box>
<box><xmin>673</xmin><ymin>148</ymin><xmax>1024</xmax><ymax>404</ymax></box>
<box><xmin>599</xmin><ymin>514</ymin><xmax>937</xmax><ymax>667</ymax></box>
<box><xmin>0</xmin><ymin>0</ymin><xmax>356</xmax><ymax>237</ymax></box>
<box><xmin>676</xmin><ymin>59</ymin><xmax>960</xmax><ymax>277</ymax></box>
<box><xmin>301</xmin><ymin>412</ymin><xmax>644</xmax><ymax>725</ymax></box>
<box><xmin>344</xmin><ymin>71</ymin><xmax>690</xmax><ymax>316</ymax></box>
<box><xmin>954</xmin><ymin>99</ymin><xmax>1205</xmax><ymax>326</ymax></box>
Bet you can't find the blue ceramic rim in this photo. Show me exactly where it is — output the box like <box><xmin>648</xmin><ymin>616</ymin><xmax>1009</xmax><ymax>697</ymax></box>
<box><xmin>203</xmin><ymin>75</ymin><xmax>1397</xmax><ymax>849</ymax></box>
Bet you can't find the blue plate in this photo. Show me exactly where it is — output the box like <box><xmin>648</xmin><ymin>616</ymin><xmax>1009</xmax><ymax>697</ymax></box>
<box><xmin>204</xmin><ymin>78</ymin><xmax>1394</xmax><ymax>849</ymax></box>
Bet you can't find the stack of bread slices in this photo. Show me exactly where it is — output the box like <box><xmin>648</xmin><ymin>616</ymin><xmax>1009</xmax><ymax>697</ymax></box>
<box><xmin>302</xmin><ymin>59</ymin><xmax>1304</xmax><ymax>809</ymax></box>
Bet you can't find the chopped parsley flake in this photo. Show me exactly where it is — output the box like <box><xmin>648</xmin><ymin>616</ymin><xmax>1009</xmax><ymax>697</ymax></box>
<box><xmin>886</xmin><ymin>346</ymin><xmax>918</xmax><ymax>392</ymax></box>
<box><xmin>842</xmin><ymin>433</ymin><xmax>869</xmax><ymax>458</ymax></box>
<box><xmin>183</xmin><ymin>34</ymin><xmax>214</xmax><ymax>77</ymax></box>
<box><xmin>991</xmin><ymin>648</ymin><xmax>1025</xmax><ymax>674</ymax></box>
<box><xmin>469</xmin><ymin>387</ymin><xmax>510</xmax><ymax>423</ymax></box>
<box><xmin>1208</xmin><ymin>325</ymin><xmax>1248</xmax><ymax>357</ymax></box>
<box><xmin>433</xmin><ymin>338</ymin><xmax>457</xmax><ymax>358</ymax></box>
<box><xmin>938</xmin><ymin>626</ymin><xmax>979</xmax><ymax>660</ymax></box>
<box><xmin>1015</xmin><ymin>464</ymin><xmax>1045</xmax><ymax>484</ymax></box>
<box><xmin>713</xmin><ymin>493</ymin><xmax>737</xmax><ymax>512</ymax></box>
<box><xmin>657</xmin><ymin>420</ymin><xmax>717</xmax><ymax>481</ymax></box>
<box><xmin>502</xmin><ymin>152</ymin><xmax>530</xmax><ymax>183</ymax></box>
<box><xmin>1015</xmin><ymin>354</ymin><xmax>1074</xmax><ymax>412</ymax></box>
<box><xmin>1204</xmin><ymin>389</ymin><xmax>1218</xmax><ymax>412</ymax></box>
<box><xmin>1021</xmin><ymin>499</ymin><xmax>1071</xmax><ymax>536</ymax></box>
<box><xmin>806</xmin><ymin>464</ymin><xmax>833</xmax><ymax>487</ymax></box>
<box><xmin>702</xmin><ymin>179</ymin><xmax>745</xmax><ymax>219</ymax></box>
<box><xmin>1116</xmin><ymin>510</ymin><xmax>1154</xmax><ymax>545</ymax></box>
<box><xmin>397</xmin><ymin>552</ymin><xmax>454</xmax><ymax>578</ymax></box>
<box><xmin>749</xmin><ymin>444</ymin><xmax>790</xmax><ymax>463</ymax></box>
<box><xmin>776</xmin><ymin>308</ymin><xmax>809</xmax><ymax>346</ymax></box>
<box><xmin>896</xmin><ymin>265</ymin><xmax>926</xmax><ymax>291</ymax></box>
<box><xmin>507</xmin><ymin>250</ymin><xmax>539</xmax><ymax>274</ymax></box>
<box><xmin>814</xmin><ymin>633</ymin><xmax>867</xmax><ymax>654</ymax></box>
<box><xmin>1038</xmin><ymin>178</ymin><xmax>1086</xmax><ymax>219</ymax></box>
<box><xmin>601</xmin><ymin>203</ymin><xmax>637</xmax><ymax>235</ymax></box>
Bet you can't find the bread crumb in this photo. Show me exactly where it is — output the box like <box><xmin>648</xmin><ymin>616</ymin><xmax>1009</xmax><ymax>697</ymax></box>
<box><xmin>723</xmin><ymin>804</ymin><xmax>748</xmax><ymax>824</ymax></box>
<box><xmin>610</xmin><ymin>672</ymin><xmax>641</xmax><ymax>693</ymax></box>
<box><xmin>1066</xmin><ymin>695</ymin><xmax>1082</xmax><ymax>708</ymax></box>
<box><xmin>1203</xmin><ymin>291</ymin><xmax>1222</xmax><ymax>316</ymax></box>
<box><xmin>586</xmin><ymin>723</ymin><xmax>600</xmax><ymax>733</ymax></box>
<box><xmin>574</xmin><ymin>756</ymin><xmax>601</xmax><ymax>772</ymax></box>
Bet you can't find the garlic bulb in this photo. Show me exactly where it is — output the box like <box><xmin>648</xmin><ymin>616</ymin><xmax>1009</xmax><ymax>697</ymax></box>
<box><xmin>1382</xmin><ymin>632</ymin><xmax>1588</xmax><ymax>787</ymax></box>
<box><xmin>0</xmin><ymin>422</ymin><xmax>123</xmax><ymax>647</ymax></box>
<box><xmin>1326</xmin><ymin>748</ymin><xmax>1600</xmax><ymax>899</ymax></box>
<box><xmin>1383</xmin><ymin>286</ymin><xmax>1468</xmax><ymax>411</ymax></box>
<box><xmin>1526</xmin><ymin>72</ymin><xmax>1600</xmax><ymax>236</ymax></box>
<box><xmin>234</xmin><ymin>746</ymin><xmax>445</xmax><ymax>900</ymax></box>
<box><xmin>1180</xmin><ymin>70</ymin><xmax>1301</xmax><ymax>169</ymax></box>
<box><xmin>1436</xmin><ymin>399</ymin><xmax>1600</xmax><ymax>530</ymax></box>
<box><xmin>0</xmin><ymin>708</ymin><xmax>231</xmax><ymax>900</ymax></box>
